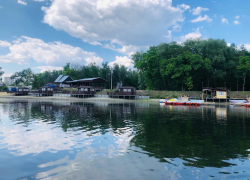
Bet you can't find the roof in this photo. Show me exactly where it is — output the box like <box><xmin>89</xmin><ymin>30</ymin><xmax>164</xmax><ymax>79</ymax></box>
<box><xmin>119</xmin><ymin>86</ymin><xmax>136</xmax><ymax>89</ymax></box>
<box><xmin>54</xmin><ymin>75</ymin><xmax>64</xmax><ymax>83</ymax></box>
<box><xmin>18</xmin><ymin>87</ymin><xmax>30</xmax><ymax>89</ymax></box>
<box><xmin>54</xmin><ymin>75</ymin><xmax>73</xmax><ymax>83</ymax></box>
<box><xmin>78</xmin><ymin>86</ymin><xmax>95</xmax><ymax>88</ymax></box>
<box><xmin>40</xmin><ymin>86</ymin><xmax>54</xmax><ymax>88</ymax></box>
<box><xmin>66</xmin><ymin>77</ymin><xmax>107</xmax><ymax>83</ymax></box>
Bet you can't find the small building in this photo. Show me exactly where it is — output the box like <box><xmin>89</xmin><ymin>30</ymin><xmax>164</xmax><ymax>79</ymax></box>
<box><xmin>77</xmin><ymin>86</ymin><xmax>95</xmax><ymax>95</ymax></box>
<box><xmin>16</xmin><ymin>87</ymin><xmax>30</xmax><ymax>96</ymax></box>
<box><xmin>107</xmin><ymin>86</ymin><xmax>136</xmax><ymax>99</ymax></box>
<box><xmin>66</xmin><ymin>77</ymin><xmax>107</xmax><ymax>91</ymax></box>
<box><xmin>71</xmin><ymin>86</ymin><xmax>95</xmax><ymax>98</ymax></box>
<box><xmin>202</xmin><ymin>87</ymin><xmax>228</xmax><ymax>102</ymax></box>
<box><xmin>39</xmin><ymin>86</ymin><xmax>54</xmax><ymax>96</ymax></box>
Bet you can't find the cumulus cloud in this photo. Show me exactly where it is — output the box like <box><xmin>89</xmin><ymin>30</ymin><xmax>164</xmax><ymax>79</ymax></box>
<box><xmin>41</xmin><ymin>0</ymin><xmax>190</xmax><ymax>49</ymax></box>
<box><xmin>235</xmin><ymin>15</ymin><xmax>240</xmax><ymax>19</ymax></box>
<box><xmin>234</xmin><ymin>20</ymin><xmax>240</xmax><ymax>25</ymax></box>
<box><xmin>191</xmin><ymin>15</ymin><xmax>212</xmax><ymax>23</ymax></box>
<box><xmin>244</xmin><ymin>44</ymin><xmax>250</xmax><ymax>51</ymax></box>
<box><xmin>221</xmin><ymin>18</ymin><xmax>228</xmax><ymax>24</ymax></box>
<box><xmin>17</xmin><ymin>0</ymin><xmax>27</xmax><ymax>5</ymax></box>
<box><xmin>0</xmin><ymin>40</ymin><xmax>11</xmax><ymax>47</ymax></box>
<box><xmin>34</xmin><ymin>66</ymin><xmax>63</xmax><ymax>73</ymax></box>
<box><xmin>227</xmin><ymin>43</ymin><xmax>231</xmax><ymax>47</ymax></box>
<box><xmin>108</xmin><ymin>56</ymin><xmax>134</xmax><ymax>69</ymax></box>
<box><xmin>178</xmin><ymin>28</ymin><xmax>202</xmax><ymax>43</ymax></box>
<box><xmin>190</xmin><ymin>7</ymin><xmax>209</xmax><ymax>15</ymax></box>
<box><xmin>0</xmin><ymin>36</ymin><xmax>103</xmax><ymax>65</ymax></box>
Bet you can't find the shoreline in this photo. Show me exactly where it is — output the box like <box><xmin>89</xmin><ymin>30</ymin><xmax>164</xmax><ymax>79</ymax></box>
<box><xmin>0</xmin><ymin>95</ymin><xmax>159</xmax><ymax>104</ymax></box>
<box><xmin>0</xmin><ymin>95</ymin><xmax>233</xmax><ymax>106</ymax></box>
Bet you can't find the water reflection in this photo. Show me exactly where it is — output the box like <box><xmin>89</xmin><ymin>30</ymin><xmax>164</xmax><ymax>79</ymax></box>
<box><xmin>1</xmin><ymin>101</ymin><xmax>250</xmax><ymax>179</ymax></box>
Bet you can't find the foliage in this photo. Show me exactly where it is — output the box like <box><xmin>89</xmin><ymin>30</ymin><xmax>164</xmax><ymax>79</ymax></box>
<box><xmin>237</xmin><ymin>56</ymin><xmax>250</xmax><ymax>91</ymax></box>
<box><xmin>32</xmin><ymin>63</ymin><xmax>139</xmax><ymax>90</ymax></box>
<box><xmin>11</xmin><ymin>68</ymin><xmax>34</xmax><ymax>86</ymax></box>
<box><xmin>133</xmin><ymin>38</ymin><xmax>250</xmax><ymax>91</ymax></box>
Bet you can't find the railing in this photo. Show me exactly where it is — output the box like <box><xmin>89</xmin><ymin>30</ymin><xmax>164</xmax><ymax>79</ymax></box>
<box><xmin>107</xmin><ymin>91</ymin><xmax>136</xmax><ymax>96</ymax></box>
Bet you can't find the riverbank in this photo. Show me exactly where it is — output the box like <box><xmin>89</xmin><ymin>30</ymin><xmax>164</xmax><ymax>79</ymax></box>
<box><xmin>0</xmin><ymin>95</ymin><xmax>160</xmax><ymax>104</ymax></box>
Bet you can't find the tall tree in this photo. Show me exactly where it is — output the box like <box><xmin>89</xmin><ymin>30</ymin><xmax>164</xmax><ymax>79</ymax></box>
<box><xmin>237</xmin><ymin>56</ymin><xmax>250</xmax><ymax>91</ymax></box>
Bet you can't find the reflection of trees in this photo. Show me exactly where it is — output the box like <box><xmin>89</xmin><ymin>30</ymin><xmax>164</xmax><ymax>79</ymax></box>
<box><xmin>3</xmin><ymin>101</ymin><xmax>250</xmax><ymax>169</ymax></box>
<box><xmin>130</xmin><ymin>106</ymin><xmax>250</xmax><ymax>168</ymax></box>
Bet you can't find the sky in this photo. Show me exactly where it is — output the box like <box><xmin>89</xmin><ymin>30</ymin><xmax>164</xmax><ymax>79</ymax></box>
<box><xmin>0</xmin><ymin>0</ymin><xmax>249</xmax><ymax>80</ymax></box>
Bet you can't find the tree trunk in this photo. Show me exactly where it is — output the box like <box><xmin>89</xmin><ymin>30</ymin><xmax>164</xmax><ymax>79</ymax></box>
<box><xmin>243</xmin><ymin>75</ymin><xmax>246</xmax><ymax>91</ymax></box>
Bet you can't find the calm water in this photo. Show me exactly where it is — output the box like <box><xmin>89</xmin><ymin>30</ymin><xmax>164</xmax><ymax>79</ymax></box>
<box><xmin>1</xmin><ymin>101</ymin><xmax>250</xmax><ymax>180</ymax></box>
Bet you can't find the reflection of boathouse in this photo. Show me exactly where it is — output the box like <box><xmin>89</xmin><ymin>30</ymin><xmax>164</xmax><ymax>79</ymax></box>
<box><xmin>203</xmin><ymin>87</ymin><xmax>228</xmax><ymax>102</ymax></box>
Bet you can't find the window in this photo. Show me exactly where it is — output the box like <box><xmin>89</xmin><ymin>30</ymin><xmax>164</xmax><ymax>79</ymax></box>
<box><xmin>91</xmin><ymin>89</ymin><xmax>95</xmax><ymax>91</ymax></box>
<box><xmin>218</xmin><ymin>91</ymin><xmax>225</xmax><ymax>96</ymax></box>
<box><xmin>42</xmin><ymin>88</ymin><xmax>46</xmax><ymax>91</ymax></box>
<box><xmin>85</xmin><ymin>88</ymin><xmax>88</xmax><ymax>91</ymax></box>
<box><xmin>127</xmin><ymin>89</ymin><xmax>131</xmax><ymax>92</ymax></box>
<box><xmin>19</xmin><ymin>89</ymin><xmax>22</xmax><ymax>91</ymax></box>
<box><xmin>81</xmin><ymin>88</ymin><xmax>84</xmax><ymax>91</ymax></box>
<box><xmin>123</xmin><ymin>89</ymin><xmax>127</xmax><ymax>92</ymax></box>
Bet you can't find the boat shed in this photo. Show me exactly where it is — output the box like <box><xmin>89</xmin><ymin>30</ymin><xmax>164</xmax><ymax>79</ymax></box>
<box><xmin>66</xmin><ymin>77</ymin><xmax>107</xmax><ymax>91</ymax></box>
<box><xmin>202</xmin><ymin>87</ymin><xmax>228</xmax><ymax>102</ymax></box>
<box><xmin>54</xmin><ymin>75</ymin><xmax>73</xmax><ymax>88</ymax></box>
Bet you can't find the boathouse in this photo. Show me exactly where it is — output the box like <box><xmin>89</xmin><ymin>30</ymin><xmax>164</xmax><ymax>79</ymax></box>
<box><xmin>71</xmin><ymin>86</ymin><xmax>95</xmax><ymax>98</ymax></box>
<box><xmin>39</xmin><ymin>86</ymin><xmax>54</xmax><ymax>96</ymax></box>
<box><xmin>202</xmin><ymin>87</ymin><xmax>228</xmax><ymax>102</ymax></box>
<box><xmin>66</xmin><ymin>77</ymin><xmax>107</xmax><ymax>91</ymax></box>
<box><xmin>7</xmin><ymin>87</ymin><xmax>30</xmax><ymax>96</ymax></box>
<box><xmin>54</xmin><ymin>75</ymin><xmax>73</xmax><ymax>88</ymax></box>
<box><xmin>107</xmin><ymin>86</ymin><xmax>136</xmax><ymax>99</ymax></box>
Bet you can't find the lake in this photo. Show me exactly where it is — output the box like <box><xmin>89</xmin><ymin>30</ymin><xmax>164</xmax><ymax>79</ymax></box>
<box><xmin>1</xmin><ymin>100</ymin><xmax>250</xmax><ymax>179</ymax></box>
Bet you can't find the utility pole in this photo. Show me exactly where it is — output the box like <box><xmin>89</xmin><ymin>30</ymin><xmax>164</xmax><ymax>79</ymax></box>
<box><xmin>110</xmin><ymin>67</ymin><xmax>113</xmax><ymax>90</ymax></box>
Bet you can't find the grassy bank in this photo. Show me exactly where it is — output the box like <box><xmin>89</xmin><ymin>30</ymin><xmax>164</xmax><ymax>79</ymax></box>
<box><xmin>96</xmin><ymin>89</ymin><xmax>250</xmax><ymax>99</ymax></box>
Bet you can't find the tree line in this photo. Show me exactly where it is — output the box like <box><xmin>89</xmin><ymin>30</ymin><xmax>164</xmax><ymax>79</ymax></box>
<box><xmin>32</xmin><ymin>62</ymin><xmax>139</xmax><ymax>89</ymax></box>
<box><xmin>3</xmin><ymin>38</ymin><xmax>250</xmax><ymax>91</ymax></box>
<box><xmin>132</xmin><ymin>38</ymin><xmax>250</xmax><ymax>91</ymax></box>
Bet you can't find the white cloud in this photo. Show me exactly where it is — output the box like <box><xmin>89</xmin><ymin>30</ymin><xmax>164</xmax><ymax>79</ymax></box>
<box><xmin>0</xmin><ymin>36</ymin><xmax>103</xmax><ymax>65</ymax></box>
<box><xmin>1</xmin><ymin>73</ymin><xmax>14</xmax><ymax>82</ymax></box>
<box><xmin>0</xmin><ymin>40</ymin><xmax>11</xmax><ymax>47</ymax></box>
<box><xmin>235</xmin><ymin>15</ymin><xmax>240</xmax><ymax>19</ymax></box>
<box><xmin>34</xmin><ymin>66</ymin><xmax>63</xmax><ymax>73</ymax></box>
<box><xmin>42</xmin><ymin>0</ymin><xmax>190</xmax><ymax>49</ymax></box>
<box><xmin>221</xmin><ymin>18</ymin><xmax>228</xmax><ymax>24</ymax></box>
<box><xmin>17</xmin><ymin>0</ymin><xmax>27</xmax><ymax>5</ymax></box>
<box><xmin>244</xmin><ymin>44</ymin><xmax>250</xmax><ymax>51</ymax></box>
<box><xmin>191</xmin><ymin>15</ymin><xmax>212</xmax><ymax>23</ymax></box>
<box><xmin>190</xmin><ymin>7</ymin><xmax>209</xmax><ymax>15</ymax></box>
<box><xmin>227</xmin><ymin>43</ymin><xmax>231</xmax><ymax>47</ymax></box>
<box><xmin>178</xmin><ymin>28</ymin><xmax>202</xmax><ymax>43</ymax></box>
<box><xmin>108</xmin><ymin>56</ymin><xmax>133</xmax><ymax>69</ymax></box>
<box><xmin>234</xmin><ymin>20</ymin><xmax>240</xmax><ymax>25</ymax></box>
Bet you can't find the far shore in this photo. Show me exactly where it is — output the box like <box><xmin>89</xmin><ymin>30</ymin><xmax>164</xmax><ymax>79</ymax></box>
<box><xmin>0</xmin><ymin>95</ymin><xmax>159</xmax><ymax>104</ymax></box>
<box><xmin>0</xmin><ymin>94</ymin><xmax>233</xmax><ymax>106</ymax></box>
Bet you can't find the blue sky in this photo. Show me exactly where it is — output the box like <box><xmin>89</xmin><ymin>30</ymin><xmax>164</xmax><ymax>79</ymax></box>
<box><xmin>0</xmin><ymin>0</ymin><xmax>249</xmax><ymax>79</ymax></box>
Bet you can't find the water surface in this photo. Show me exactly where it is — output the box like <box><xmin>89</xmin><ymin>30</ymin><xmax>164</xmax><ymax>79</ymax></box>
<box><xmin>1</xmin><ymin>100</ymin><xmax>250</xmax><ymax>179</ymax></box>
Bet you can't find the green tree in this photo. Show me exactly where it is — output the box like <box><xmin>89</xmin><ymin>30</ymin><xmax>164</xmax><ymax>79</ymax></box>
<box><xmin>237</xmin><ymin>56</ymin><xmax>250</xmax><ymax>91</ymax></box>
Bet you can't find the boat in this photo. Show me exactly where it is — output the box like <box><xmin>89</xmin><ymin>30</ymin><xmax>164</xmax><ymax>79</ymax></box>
<box><xmin>242</xmin><ymin>102</ymin><xmax>250</xmax><ymax>107</ymax></box>
<box><xmin>230</xmin><ymin>99</ymin><xmax>247</xmax><ymax>105</ymax></box>
<box><xmin>186</xmin><ymin>100</ymin><xmax>204</xmax><ymax>106</ymax></box>
<box><xmin>164</xmin><ymin>98</ymin><xmax>178</xmax><ymax>105</ymax></box>
<box><xmin>159</xmin><ymin>99</ymin><xmax>167</xmax><ymax>103</ymax></box>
